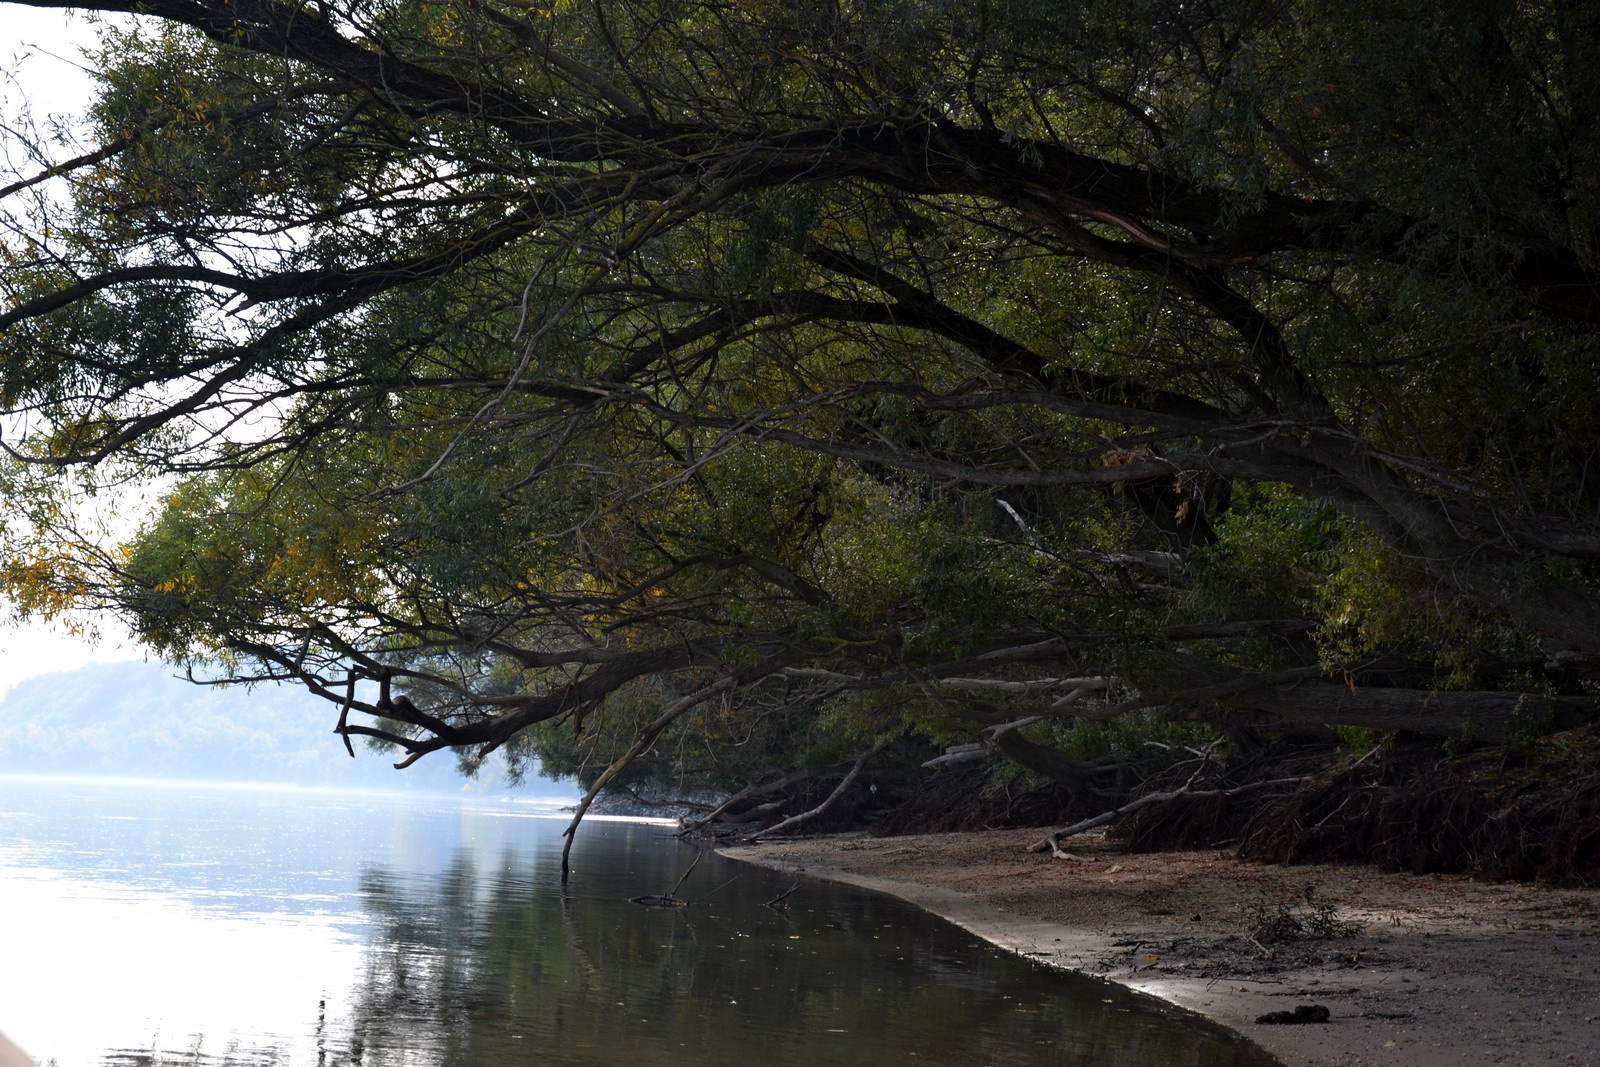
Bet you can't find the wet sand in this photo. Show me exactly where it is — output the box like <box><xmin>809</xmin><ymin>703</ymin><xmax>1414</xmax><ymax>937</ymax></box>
<box><xmin>723</xmin><ymin>827</ymin><xmax>1600</xmax><ymax>1066</ymax></box>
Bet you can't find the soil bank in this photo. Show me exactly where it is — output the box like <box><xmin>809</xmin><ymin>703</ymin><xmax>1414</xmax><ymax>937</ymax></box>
<box><xmin>722</xmin><ymin>827</ymin><xmax>1600</xmax><ymax>1066</ymax></box>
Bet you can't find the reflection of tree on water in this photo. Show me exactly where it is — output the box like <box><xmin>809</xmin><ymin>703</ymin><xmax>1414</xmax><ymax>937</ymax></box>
<box><xmin>345</xmin><ymin>856</ymin><xmax>490</xmax><ymax>1065</ymax></box>
<box><xmin>101</xmin><ymin>1035</ymin><xmax>282</xmax><ymax>1067</ymax></box>
<box><xmin>90</xmin><ymin>844</ymin><xmax>1273</xmax><ymax>1067</ymax></box>
<box><xmin>326</xmin><ymin>841</ymin><xmax>1273</xmax><ymax>1067</ymax></box>
<box><xmin>88</xmin><ymin>835</ymin><xmax>1272</xmax><ymax>1067</ymax></box>
<box><xmin>337</xmin><ymin>846</ymin><xmax>664</xmax><ymax>1064</ymax></box>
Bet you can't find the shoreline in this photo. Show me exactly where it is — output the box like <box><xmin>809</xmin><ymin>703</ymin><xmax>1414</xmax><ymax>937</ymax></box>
<box><xmin>721</xmin><ymin>827</ymin><xmax>1600</xmax><ymax>1066</ymax></box>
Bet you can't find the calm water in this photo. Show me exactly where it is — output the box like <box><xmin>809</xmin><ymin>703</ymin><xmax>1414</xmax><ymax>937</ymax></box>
<box><xmin>0</xmin><ymin>777</ymin><xmax>1273</xmax><ymax>1067</ymax></box>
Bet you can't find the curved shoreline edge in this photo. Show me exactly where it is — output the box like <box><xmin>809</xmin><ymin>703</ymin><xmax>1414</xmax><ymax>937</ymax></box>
<box><xmin>719</xmin><ymin>842</ymin><xmax>1289</xmax><ymax>1066</ymax></box>
<box><xmin>720</xmin><ymin>830</ymin><xmax>1600</xmax><ymax>1067</ymax></box>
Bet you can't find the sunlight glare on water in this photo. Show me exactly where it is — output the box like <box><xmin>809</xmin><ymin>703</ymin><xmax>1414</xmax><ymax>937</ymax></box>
<box><xmin>1</xmin><ymin>865</ymin><xmax>364</xmax><ymax>1065</ymax></box>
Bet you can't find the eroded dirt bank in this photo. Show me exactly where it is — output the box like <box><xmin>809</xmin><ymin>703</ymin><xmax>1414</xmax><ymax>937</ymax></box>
<box><xmin>723</xmin><ymin>828</ymin><xmax>1600</xmax><ymax>1066</ymax></box>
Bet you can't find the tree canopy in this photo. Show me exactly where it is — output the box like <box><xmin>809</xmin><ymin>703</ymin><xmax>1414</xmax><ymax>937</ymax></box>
<box><xmin>4</xmin><ymin>0</ymin><xmax>1600</xmax><ymax>826</ymax></box>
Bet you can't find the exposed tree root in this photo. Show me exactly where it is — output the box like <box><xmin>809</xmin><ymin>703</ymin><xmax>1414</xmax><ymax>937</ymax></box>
<box><xmin>1108</xmin><ymin>728</ymin><xmax>1600</xmax><ymax>888</ymax></box>
<box><xmin>1236</xmin><ymin>733</ymin><xmax>1600</xmax><ymax>887</ymax></box>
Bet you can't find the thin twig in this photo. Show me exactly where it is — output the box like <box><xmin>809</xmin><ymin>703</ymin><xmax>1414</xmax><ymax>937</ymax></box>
<box><xmin>668</xmin><ymin>852</ymin><xmax>702</xmax><ymax>899</ymax></box>
<box><xmin>763</xmin><ymin>882</ymin><xmax>801</xmax><ymax>909</ymax></box>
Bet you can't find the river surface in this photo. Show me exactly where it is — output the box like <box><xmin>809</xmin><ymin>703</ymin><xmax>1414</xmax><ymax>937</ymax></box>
<box><xmin>0</xmin><ymin>776</ymin><xmax>1274</xmax><ymax>1066</ymax></box>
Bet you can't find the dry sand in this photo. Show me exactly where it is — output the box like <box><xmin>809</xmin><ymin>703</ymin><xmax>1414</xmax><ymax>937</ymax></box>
<box><xmin>722</xmin><ymin>828</ymin><xmax>1600</xmax><ymax>1066</ymax></box>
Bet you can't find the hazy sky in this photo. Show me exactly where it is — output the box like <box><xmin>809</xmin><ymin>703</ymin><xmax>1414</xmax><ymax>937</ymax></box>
<box><xmin>3</xmin><ymin>4</ymin><xmax>104</xmax><ymax>111</ymax></box>
<box><xmin>2</xmin><ymin>5</ymin><xmax>142</xmax><ymax>695</ymax></box>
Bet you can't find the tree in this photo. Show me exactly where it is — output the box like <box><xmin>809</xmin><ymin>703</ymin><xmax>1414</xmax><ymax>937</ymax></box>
<box><xmin>3</xmin><ymin>0</ymin><xmax>1600</xmax><ymax>829</ymax></box>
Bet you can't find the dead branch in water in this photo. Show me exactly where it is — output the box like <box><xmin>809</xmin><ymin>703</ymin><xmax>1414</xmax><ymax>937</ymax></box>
<box><xmin>763</xmin><ymin>882</ymin><xmax>801</xmax><ymax>910</ymax></box>
<box><xmin>629</xmin><ymin>851</ymin><xmax>702</xmax><ymax>907</ymax></box>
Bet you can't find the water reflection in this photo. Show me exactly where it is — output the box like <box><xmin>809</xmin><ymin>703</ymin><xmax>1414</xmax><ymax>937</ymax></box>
<box><xmin>0</xmin><ymin>781</ymin><xmax>1272</xmax><ymax>1067</ymax></box>
<box><xmin>335</xmin><ymin>827</ymin><xmax>1270</xmax><ymax>1067</ymax></box>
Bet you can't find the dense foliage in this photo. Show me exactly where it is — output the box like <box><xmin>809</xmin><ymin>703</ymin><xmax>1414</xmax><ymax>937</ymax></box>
<box><xmin>3</xmin><ymin>0</ymin><xmax>1599</xmax><ymax>816</ymax></box>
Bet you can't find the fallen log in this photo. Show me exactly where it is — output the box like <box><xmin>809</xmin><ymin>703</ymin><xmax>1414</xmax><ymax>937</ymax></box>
<box><xmin>1028</xmin><ymin>775</ymin><xmax>1309</xmax><ymax>857</ymax></box>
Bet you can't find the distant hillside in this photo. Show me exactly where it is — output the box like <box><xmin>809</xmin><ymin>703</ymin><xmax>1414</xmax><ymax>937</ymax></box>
<box><xmin>0</xmin><ymin>660</ymin><xmax>574</xmax><ymax>796</ymax></box>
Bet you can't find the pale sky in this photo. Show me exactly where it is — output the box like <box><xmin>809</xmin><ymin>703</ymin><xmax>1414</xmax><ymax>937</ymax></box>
<box><xmin>2</xmin><ymin>4</ymin><xmax>103</xmax><ymax>111</ymax></box>
<box><xmin>0</xmin><ymin>624</ymin><xmax>141</xmax><ymax>697</ymax></box>
<box><xmin>2</xmin><ymin>4</ymin><xmax>143</xmax><ymax>696</ymax></box>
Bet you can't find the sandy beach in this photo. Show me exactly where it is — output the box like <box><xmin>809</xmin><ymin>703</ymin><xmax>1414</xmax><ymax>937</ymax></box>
<box><xmin>723</xmin><ymin>828</ymin><xmax>1600</xmax><ymax>1066</ymax></box>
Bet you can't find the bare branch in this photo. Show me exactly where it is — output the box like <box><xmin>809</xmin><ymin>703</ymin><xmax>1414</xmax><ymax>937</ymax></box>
<box><xmin>748</xmin><ymin>736</ymin><xmax>894</xmax><ymax>842</ymax></box>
